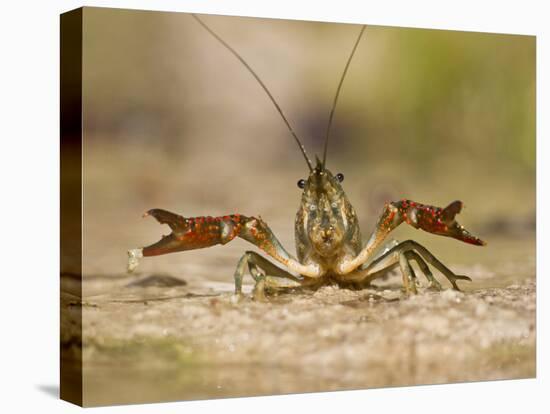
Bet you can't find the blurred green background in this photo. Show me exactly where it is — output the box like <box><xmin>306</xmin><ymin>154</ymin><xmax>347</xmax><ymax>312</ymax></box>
<box><xmin>81</xmin><ymin>7</ymin><xmax>535</xmax><ymax>276</ymax></box>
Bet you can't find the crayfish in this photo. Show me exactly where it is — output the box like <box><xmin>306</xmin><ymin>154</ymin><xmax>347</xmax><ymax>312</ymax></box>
<box><xmin>127</xmin><ymin>15</ymin><xmax>486</xmax><ymax>299</ymax></box>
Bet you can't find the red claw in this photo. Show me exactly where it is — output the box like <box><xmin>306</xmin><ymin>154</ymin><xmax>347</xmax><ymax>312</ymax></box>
<box><xmin>393</xmin><ymin>200</ymin><xmax>486</xmax><ymax>246</ymax></box>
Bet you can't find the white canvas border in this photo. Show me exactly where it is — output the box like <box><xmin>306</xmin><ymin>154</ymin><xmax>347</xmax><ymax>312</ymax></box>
<box><xmin>0</xmin><ymin>0</ymin><xmax>546</xmax><ymax>413</ymax></box>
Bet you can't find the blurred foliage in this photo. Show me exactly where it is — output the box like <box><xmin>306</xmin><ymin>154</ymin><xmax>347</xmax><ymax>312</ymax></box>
<box><xmin>368</xmin><ymin>27</ymin><xmax>535</xmax><ymax>171</ymax></box>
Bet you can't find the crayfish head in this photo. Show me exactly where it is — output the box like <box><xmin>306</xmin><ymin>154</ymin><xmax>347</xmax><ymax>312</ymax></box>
<box><xmin>295</xmin><ymin>158</ymin><xmax>360</xmax><ymax>260</ymax></box>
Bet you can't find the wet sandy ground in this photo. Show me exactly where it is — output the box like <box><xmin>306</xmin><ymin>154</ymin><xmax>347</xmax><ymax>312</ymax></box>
<box><xmin>62</xmin><ymin>236</ymin><xmax>535</xmax><ymax>406</ymax></box>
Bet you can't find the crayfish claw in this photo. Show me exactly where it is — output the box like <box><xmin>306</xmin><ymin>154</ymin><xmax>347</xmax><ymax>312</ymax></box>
<box><xmin>441</xmin><ymin>200</ymin><xmax>463</xmax><ymax>223</ymax></box>
<box><xmin>145</xmin><ymin>209</ymin><xmax>186</xmax><ymax>231</ymax></box>
<box><xmin>452</xmin><ymin>225</ymin><xmax>487</xmax><ymax>246</ymax></box>
<box><xmin>394</xmin><ymin>199</ymin><xmax>486</xmax><ymax>246</ymax></box>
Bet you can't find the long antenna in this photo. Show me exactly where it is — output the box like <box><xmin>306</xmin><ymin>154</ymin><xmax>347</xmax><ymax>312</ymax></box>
<box><xmin>322</xmin><ymin>25</ymin><xmax>366</xmax><ymax>168</ymax></box>
<box><xmin>191</xmin><ymin>14</ymin><xmax>314</xmax><ymax>172</ymax></box>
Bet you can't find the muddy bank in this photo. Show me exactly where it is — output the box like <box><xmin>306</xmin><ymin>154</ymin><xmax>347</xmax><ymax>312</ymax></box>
<box><xmin>61</xmin><ymin>243</ymin><xmax>536</xmax><ymax>406</ymax></box>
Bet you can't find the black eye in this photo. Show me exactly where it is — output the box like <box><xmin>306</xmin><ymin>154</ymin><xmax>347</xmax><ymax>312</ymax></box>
<box><xmin>297</xmin><ymin>179</ymin><xmax>306</xmax><ymax>189</ymax></box>
<box><xmin>336</xmin><ymin>173</ymin><xmax>344</xmax><ymax>182</ymax></box>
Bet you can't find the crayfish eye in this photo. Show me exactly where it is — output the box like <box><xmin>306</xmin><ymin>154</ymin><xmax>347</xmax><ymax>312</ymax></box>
<box><xmin>297</xmin><ymin>179</ymin><xmax>306</xmax><ymax>189</ymax></box>
<box><xmin>336</xmin><ymin>173</ymin><xmax>344</xmax><ymax>182</ymax></box>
